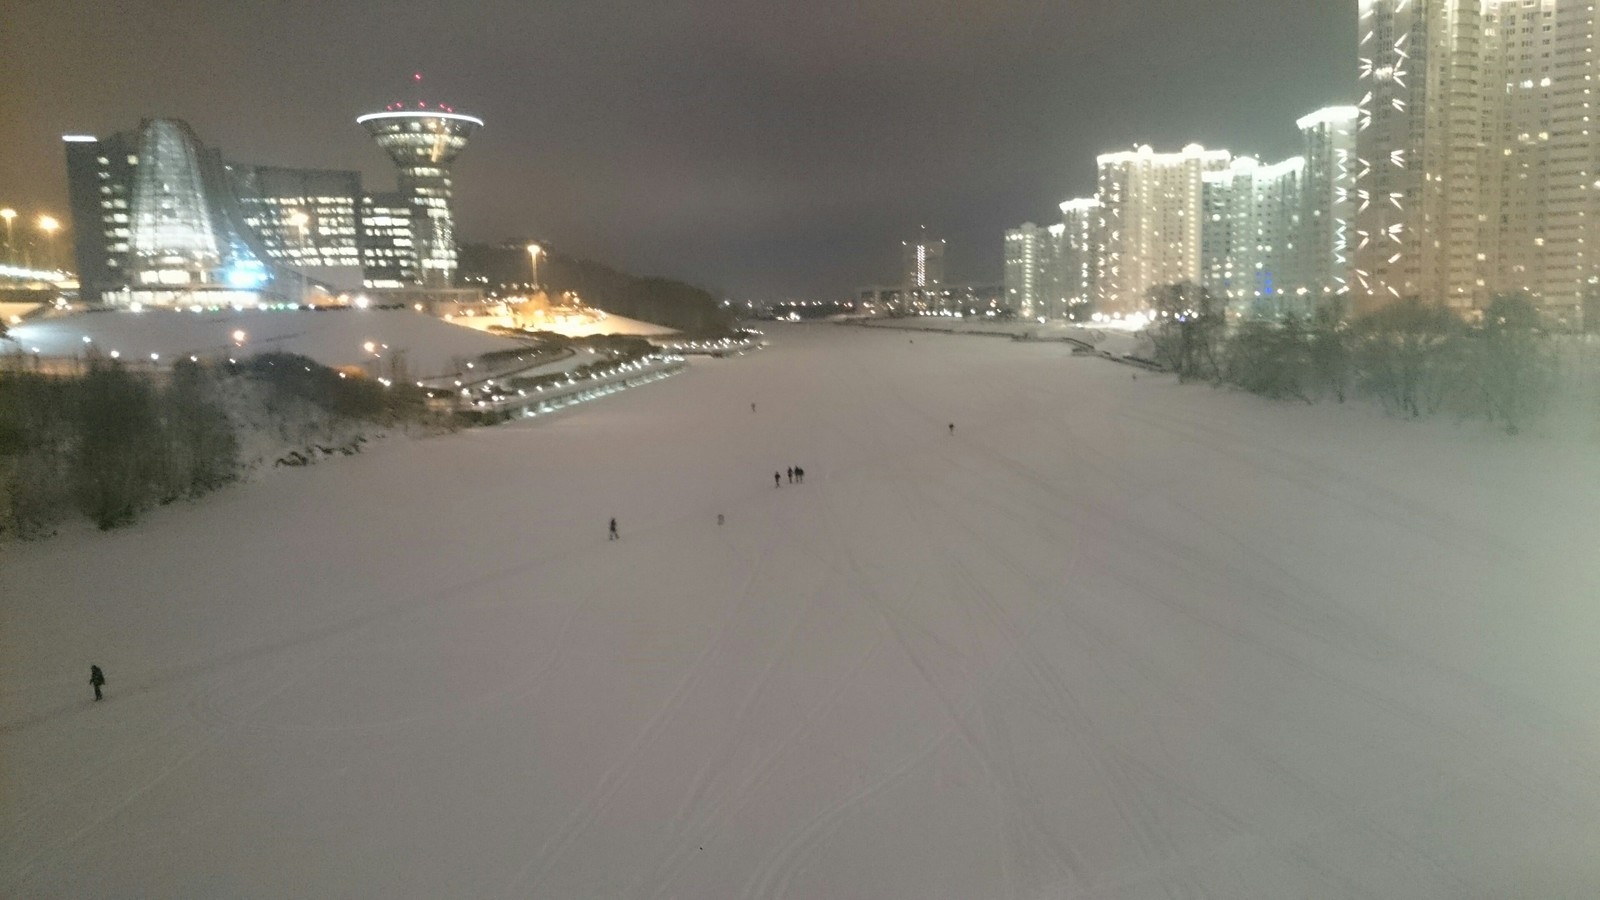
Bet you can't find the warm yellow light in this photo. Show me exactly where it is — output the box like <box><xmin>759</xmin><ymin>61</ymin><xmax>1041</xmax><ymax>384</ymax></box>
<box><xmin>363</xmin><ymin>341</ymin><xmax>377</xmax><ymax>354</ymax></box>
<box><xmin>38</xmin><ymin>215</ymin><xmax>59</xmax><ymax>234</ymax></box>
<box><xmin>526</xmin><ymin>243</ymin><xmax>542</xmax><ymax>257</ymax></box>
<box><xmin>0</xmin><ymin>208</ymin><xmax>15</xmax><ymax>222</ymax></box>
<box><xmin>288</xmin><ymin>211</ymin><xmax>310</xmax><ymax>228</ymax></box>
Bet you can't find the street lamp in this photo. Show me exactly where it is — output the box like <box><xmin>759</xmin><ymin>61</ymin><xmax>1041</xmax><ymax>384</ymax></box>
<box><xmin>527</xmin><ymin>243</ymin><xmax>542</xmax><ymax>292</ymax></box>
<box><xmin>37</xmin><ymin>215</ymin><xmax>60</xmax><ymax>271</ymax></box>
<box><xmin>0</xmin><ymin>208</ymin><xmax>15</xmax><ymax>265</ymax></box>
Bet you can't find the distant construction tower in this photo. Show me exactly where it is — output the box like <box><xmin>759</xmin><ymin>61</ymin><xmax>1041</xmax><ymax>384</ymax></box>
<box><xmin>357</xmin><ymin>74</ymin><xmax>483</xmax><ymax>288</ymax></box>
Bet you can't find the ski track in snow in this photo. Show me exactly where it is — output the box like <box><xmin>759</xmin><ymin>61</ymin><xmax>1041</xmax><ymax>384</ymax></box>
<box><xmin>4</xmin><ymin>324</ymin><xmax>1600</xmax><ymax>898</ymax></box>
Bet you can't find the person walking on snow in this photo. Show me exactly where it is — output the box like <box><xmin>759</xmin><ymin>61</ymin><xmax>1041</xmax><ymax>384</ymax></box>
<box><xmin>795</xmin><ymin>466</ymin><xmax>805</xmax><ymax>484</ymax></box>
<box><xmin>774</xmin><ymin>471</ymin><xmax>782</xmax><ymax>488</ymax></box>
<box><xmin>787</xmin><ymin>467</ymin><xmax>794</xmax><ymax>484</ymax></box>
<box><xmin>89</xmin><ymin>664</ymin><xmax>105</xmax><ymax>701</ymax></box>
<box><xmin>948</xmin><ymin>423</ymin><xmax>955</xmax><ymax>435</ymax></box>
<box><xmin>609</xmin><ymin>518</ymin><xmax>619</xmax><ymax>541</ymax></box>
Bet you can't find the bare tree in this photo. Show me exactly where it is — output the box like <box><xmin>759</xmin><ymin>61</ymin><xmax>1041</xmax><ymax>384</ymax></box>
<box><xmin>1147</xmin><ymin>282</ymin><xmax>1224</xmax><ymax>382</ymax></box>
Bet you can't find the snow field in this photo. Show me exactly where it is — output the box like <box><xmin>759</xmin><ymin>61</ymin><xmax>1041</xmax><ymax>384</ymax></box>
<box><xmin>2</xmin><ymin>324</ymin><xmax>1599</xmax><ymax>897</ymax></box>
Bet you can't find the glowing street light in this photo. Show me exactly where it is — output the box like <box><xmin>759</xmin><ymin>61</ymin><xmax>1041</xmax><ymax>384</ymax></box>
<box><xmin>232</xmin><ymin>329</ymin><xmax>247</xmax><ymax>346</ymax></box>
<box><xmin>527</xmin><ymin>243</ymin><xmax>542</xmax><ymax>290</ymax></box>
<box><xmin>37</xmin><ymin>214</ymin><xmax>60</xmax><ymax>271</ymax></box>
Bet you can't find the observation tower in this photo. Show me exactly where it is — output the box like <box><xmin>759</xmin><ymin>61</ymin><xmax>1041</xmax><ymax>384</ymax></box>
<box><xmin>357</xmin><ymin>75</ymin><xmax>483</xmax><ymax>288</ymax></box>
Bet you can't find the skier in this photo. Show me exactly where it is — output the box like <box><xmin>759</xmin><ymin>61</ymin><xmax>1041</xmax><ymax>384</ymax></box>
<box><xmin>774</xmin><ymin>471</ymin><xmax>781</xmax><ymax>488</ymax></box>
<box><xmin>89</xmin><ymin>664</ymin><xmax>105</xmax><ymax>701</ymax></box>
<box><xmin>787</xmin><ymin>467</ymin><xmax>794</xmax><ymax>484</ymax></box>
<box><xmin>609</xmin><ymin>517</ymin><xmax>619</xmax><ymax>541</ymax></box>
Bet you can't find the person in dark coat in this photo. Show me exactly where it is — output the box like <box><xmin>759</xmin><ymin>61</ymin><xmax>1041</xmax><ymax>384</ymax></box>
<box><xmin>948</xmin><ymin>423</ymin><xmax>955</xmax><ymax>435</ymax></box>
<box><xmin>89</xmin><ymin>664</ymin><xmax>105</xmax><ymax>701</ymax></box>
<box><xmin>609</xmin><ymin>518</ymin><xmax>619</xmax><ymax>541</ymax></box>
<box><xmin>787</xmin><ymin>467</ymin><xmax>794</xmax><ymax>484</ymax></box>
<box><xmin>795</xmin><ymin>466</ymin><xmax>805</xmax><ymax>484</ymax></box>
<box><xmin>774</xmin><ymin>471</ymin><xmax>781</xmax><ymax>488</ymax></box>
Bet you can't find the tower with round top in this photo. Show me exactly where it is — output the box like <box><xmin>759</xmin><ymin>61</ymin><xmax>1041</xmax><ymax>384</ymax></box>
<box><xmin>358</xmin><ymin>77</ymin><xmax>482</xmax><ymax>288</ymax></box>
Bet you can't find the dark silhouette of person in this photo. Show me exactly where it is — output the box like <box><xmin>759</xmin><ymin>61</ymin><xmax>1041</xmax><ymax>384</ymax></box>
<box><xmin>774</xmin><ymin>471</ymin><xmax>781</xmax><ymax>488</ymax></box>
<box><xmin>609</xmin><ymin>518</ymin><xmax>619</xmax><ymax>541</ymax></box>
<box><xmin>751</xmin><ymin>402</ymin><xmax>756</xmax><ymax>413</ymax></box>
<box><xmin>717</xmin><ymin>513</ymin><xmax>724</xmax><ymax>526</ymax></box>
<box><xmin>787</xmin><ymin>467</ymin><xmax>794</xmax><ymax>484</ymax></box>
<box><xmin>796</xmin><ymin>466</ymin><xmax>805</xmax><ymax>483</ymax></box>
<box><xmin>89</xmin><ymin>664</ymin><xmax>105</xmax><ymax>701</ymax></box>
<box><xmin>948</xmin><ymin>423</ymin><xmax>955</xmax><ymax>435</ymax></box>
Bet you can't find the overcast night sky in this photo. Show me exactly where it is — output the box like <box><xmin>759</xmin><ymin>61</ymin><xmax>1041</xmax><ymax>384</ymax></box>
<box><xmin>0</xmin><ymin>1</ymin><xmax>1353</xmax><ymax>299</ymax></box>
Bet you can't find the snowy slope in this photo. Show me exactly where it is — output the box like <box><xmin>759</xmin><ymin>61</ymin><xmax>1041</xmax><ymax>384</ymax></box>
<box><xmin>3</xmin><ymin>324</ymin><xmax>1599</xmax><ymax>898</ymax></box>
<box><xmin>7</xmin><ymin>308</ymin><xmax>531</xmax><ymax>379</ymax></box>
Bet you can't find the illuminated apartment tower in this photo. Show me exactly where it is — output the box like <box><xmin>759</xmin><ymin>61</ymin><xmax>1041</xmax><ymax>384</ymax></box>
<box><xmin>1202</xmin><ymin>156</ymin><xmax>1307</xmax><ymax>317</ymax></box>
<box><xmin>358</xmin><ymin>91</ymin><xmax>483</xmax><ymax>288</ymax></box>
<box><xmin>1298</xmin><ymin>106</ymin><xmax>1360</xmax><ymax>302</ymax></box>
<box><xmin>902</xmin><ymin>231</ymin><xmax>946</xmax><ymax>290</ymax></box>
<box><xmin>1058</xmin><ymin>198</ymin><xmax>1100</xmax><ymax>319</ymax></box>
<box><xmin>1094</xmin><ymin>144</ymin><xmax>1231</xmax><ymax>315</ymax></box>
<box><xmin>1479</xmin><ymin>0</ymin><xmax>1600</xmax><ymax>327</ymax></box>
<box><xmin>1004</xmin><ymin>222</ymin><xmax>1057</xmax><ymax>318</ymax></box>
<box><xmin>1353</xmin><ymin>0</ymin><xmax>1485</xmax><ymax>314</ymax></box>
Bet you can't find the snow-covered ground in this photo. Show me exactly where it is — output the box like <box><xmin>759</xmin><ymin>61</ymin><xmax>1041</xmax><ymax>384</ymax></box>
<box><xmin>6</xmin><ymin>308</ymin><xmax>531</xmax><ymax>379</ymax></box>
<box><xmin>3</xmin><ymin>324</ymin><xmax>1599</xmax><ymax>898</ymax></box>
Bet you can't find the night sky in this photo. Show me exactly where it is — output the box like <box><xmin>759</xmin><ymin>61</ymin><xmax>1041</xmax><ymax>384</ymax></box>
<box><xmin>0</xmin><ymin>1</ymin><xmax>1352</xmax><ymax>299</ymax></box>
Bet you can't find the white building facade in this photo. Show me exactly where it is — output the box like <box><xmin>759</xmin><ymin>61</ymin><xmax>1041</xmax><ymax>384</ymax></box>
<box><xmin>1298</xmin><ymin>106</ymin><xmax>1360</xmax><ymax>304</ymax></box>
<box><xmin>1094</xmin><ymin>144</ymin><xmax>1232</xmax><ymax>315</ymax></box>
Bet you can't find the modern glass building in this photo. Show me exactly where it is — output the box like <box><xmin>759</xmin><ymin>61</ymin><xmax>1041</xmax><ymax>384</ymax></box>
<box><xmin>63</xmin><ymin>120</ymin><xmax>285</xmax><ymax>306</ymax></box>
<box><xmin>230</xmin><ymin>165</ymin><xmax>364</xmax><ymax>292</ymax></box>
<box><xmin>357</xmin><ymin>104</ymin><xmax>483</xmax><ymax>289</ymax></box>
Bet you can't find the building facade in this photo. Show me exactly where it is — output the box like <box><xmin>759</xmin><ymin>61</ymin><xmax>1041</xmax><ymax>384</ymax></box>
<box><xmin>231</xmin><ymin>165</ymin><xmax>364</xmax><ymax>292</ymax></box>
<box><xmin>1478</xmin><ymin>0</ymin><xmax>1600</xmax><ymax>326</ymax></box>
<box><xmin>63</xmin><ymin>120</ymin><xmax>282</xmax><ymax>306</ymax></box>
<box><xmin>1004</xmin><ymin>222</ymin><xmax>1058</xmax><ymax>318</ymax></box>
<box><xmin>1202</xmin><ymin>156</ymin><xmax>1307</xmax><ymax>317</ymax></box>
<box><xmin>358</xmin><ymin>106</ymin><xmax>483</xmax><ymax>289</ymax></box>
<box><xmin>1094</xmin><ymin>144</ymin><xmax>1232</xmax><ymax>315</ymax></box>
<box><xmin>1298</xmin><ymin>106</ymin><xmax>1359</xmax><ymax>303</ymax></box>
<box><xmin>1354</xmin><ymin>0</ymin><xmax>1487</xmax><ymax>314</ymax></box>
<box><xmin>1057</xmin><ymin>198</ymin><xmax>1099</xmax><ymax>319</ymax></box>
<box><xmin>901</xmin><ymin>233</ymin><xmax>946</xmax><ymax>290</ymax></box>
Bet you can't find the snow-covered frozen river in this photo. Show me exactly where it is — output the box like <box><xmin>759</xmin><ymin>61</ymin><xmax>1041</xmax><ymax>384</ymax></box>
<box><xmin>4</xmin><ymin>323</ymin><xmax>1599</xmax><ymax>897</ymax></box>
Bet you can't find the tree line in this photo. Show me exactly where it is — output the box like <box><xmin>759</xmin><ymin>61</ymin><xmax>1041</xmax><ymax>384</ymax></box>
<box><xmin>1144</xmin><ymin>283</ymin><xmax>1558</xmax><ymax>435</ymax></box>
<box><xmin>0</xmin><ymin>353</ymin><xmax>433</xmax><ymax>538</ymax></box>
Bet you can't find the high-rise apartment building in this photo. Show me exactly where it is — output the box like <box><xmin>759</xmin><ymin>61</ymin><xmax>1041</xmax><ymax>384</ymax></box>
<box><xmin>1355</xmin><ymin>0</ymin><xmax>1599</xmax><ymax>324</ymax></box>
<box><xmin>1057</xmin><ymin>198</ymin><xmax>1099</xmax><ymax>319</ymax></box>
<box><xmin>1354</xmin><ymin>0</ymin><xmax>1487</xmax><ymax>314</ymax></box>
<box><xmin>1202</xmin><ymin>156</ymin><xmax>1307</xmax><ymax>316</ymax></box>
<box><xmin>1094</xmin><ymin>144</ymin><xmax>1232</xmax><ymax>315</ymax></box>
<box><xmin>1004</xmin><ymin>222</ymin><xmax>1057</xmax><ymax>318</ymax></box>
<box><xmin>902</xmin><ymin>232</ymin><xmax>946</xmax><ymax>290</ymax></box>
<box><xmin>1298</xmin><ymin>106</ymin><xmax>1360</xmax><ymax>302</ymax></box>
<box><xmin>1479</xmin><ymin>0</ymin><xmax>1600</xmax><ymax>325</ymax></box>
